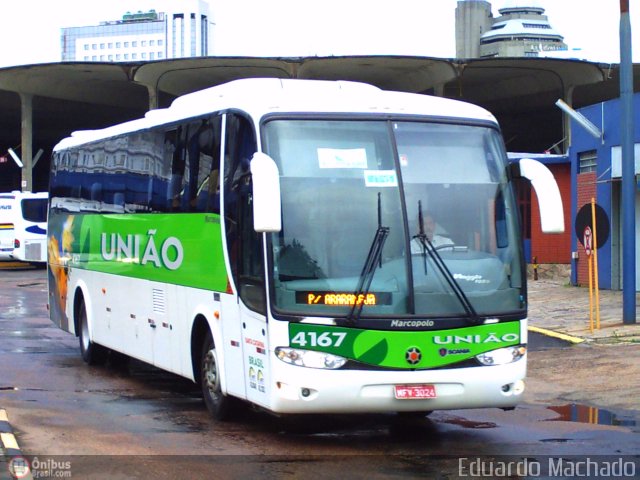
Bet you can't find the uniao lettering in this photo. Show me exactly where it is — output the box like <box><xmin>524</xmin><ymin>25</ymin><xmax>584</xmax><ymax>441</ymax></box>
<box><xmin>101</xmin><ymin>230</ymin><xmax>183</xmax><ymax>270</ymax></box>
<box><xmin>433</xmin><ymin>333</ymin><xmax>519</xmax><ymax>345</ymax></box>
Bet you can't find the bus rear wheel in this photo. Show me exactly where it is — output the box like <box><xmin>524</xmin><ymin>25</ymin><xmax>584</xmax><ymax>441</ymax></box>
<box><xmin>78</xmin><ymin>299</ymin><xmax>107</xmax><ymax>365</ymax></box>
<box><xmin>200</xmin><ymin>331</ymin><xmax>237</xmax><ymax>421</ymax></box>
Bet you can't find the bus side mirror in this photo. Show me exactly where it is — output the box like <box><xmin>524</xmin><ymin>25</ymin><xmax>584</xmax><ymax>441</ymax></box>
<box><xmin>517</xmin><ymin>158</ymin><xmax>565</xmax><ymax>234</ymax></box>
<box><xmin>250</xmin><ymin>152</ymin><xmax>282</xmax><ymax>233</ymax></box>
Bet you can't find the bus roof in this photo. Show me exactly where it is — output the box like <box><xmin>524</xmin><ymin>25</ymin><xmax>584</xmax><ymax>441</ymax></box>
<box><xmin>0</xmin><ymin>191</ymin><xmax>48</xmax><ymax>200</ymax></box>
<box><xmin>53</xmin><ymin>78</ymin><xmax>498</xmax><ymax>151</ymax></box>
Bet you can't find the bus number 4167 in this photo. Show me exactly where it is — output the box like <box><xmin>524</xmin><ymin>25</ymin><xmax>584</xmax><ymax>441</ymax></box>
<box><xmin>291</xmin><ymin>331</ymin><xmax>347</xmax><ymax>348</ymax></box>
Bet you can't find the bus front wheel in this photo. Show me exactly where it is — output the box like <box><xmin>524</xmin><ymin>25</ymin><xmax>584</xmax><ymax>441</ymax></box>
<box><xmin>78</xmin><ymin>300</ymin><xmax>108</xmax><ymax>365</ymax></box>
<box><xmin>200</xmin><ymin>331</ymin><xmax>236</xmax><ymax>421</ymax></box>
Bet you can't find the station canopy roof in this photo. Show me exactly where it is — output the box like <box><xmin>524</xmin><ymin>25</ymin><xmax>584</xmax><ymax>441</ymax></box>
<box><xmin>0</xmin><ymin>55</ymin><xmax>637</xmax><ymax>157</ymax></box>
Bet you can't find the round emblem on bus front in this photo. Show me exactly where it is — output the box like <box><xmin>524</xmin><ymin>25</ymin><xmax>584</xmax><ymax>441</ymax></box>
<box><xmin>405</xmin><ymin>347</ymin><xmax>422</xmax><ymax>365</ymax></box>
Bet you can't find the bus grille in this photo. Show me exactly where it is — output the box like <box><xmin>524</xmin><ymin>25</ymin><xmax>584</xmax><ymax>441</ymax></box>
<box><xmin>25</xmin><ymin>242</ymin><xmax>42</xmax><ymax>261</ymax></box>
<box><xmin>152</xmin><ymin>289</ymin><xmax>166</xmax><ymax>315</ymax></box>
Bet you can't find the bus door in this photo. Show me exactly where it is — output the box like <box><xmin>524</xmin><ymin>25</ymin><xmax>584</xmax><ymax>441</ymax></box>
<box><xmin>221</xmin><ymin>113</ymin><xmax>271</xmax><ymax>406</ymax></box>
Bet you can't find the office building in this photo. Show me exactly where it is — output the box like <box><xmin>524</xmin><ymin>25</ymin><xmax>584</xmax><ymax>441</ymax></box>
<box><xmin>61</xmin><ymin>1</ymin><xmax>212</xmax><ymax>62</ymax></box>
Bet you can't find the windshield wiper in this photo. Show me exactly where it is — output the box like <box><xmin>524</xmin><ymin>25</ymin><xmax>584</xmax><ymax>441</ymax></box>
<box><xmin>346</xmin><ymin>193</ymin><xmax>389</xmax><ymax>325</ymax></box>
<box><xmin>413</xmin><ymin>201</ymin><xmax>480</xmax><ymax>324</ymax></box>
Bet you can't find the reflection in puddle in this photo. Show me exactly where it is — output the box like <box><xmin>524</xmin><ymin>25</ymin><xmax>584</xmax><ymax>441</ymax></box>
<box><xmin>436</xmin><ymin>413</ymin><xmax>497</xmax><ymax>429</ymax></box>
<box><xmin>547</xmin><ymin>404</ymin><xmax>638</xmax><ymax>428</ymax></box>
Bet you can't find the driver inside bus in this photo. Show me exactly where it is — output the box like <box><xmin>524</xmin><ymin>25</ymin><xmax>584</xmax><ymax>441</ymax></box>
<box><xmin>411</xmin><ymin>212</ymin><xmax>454</xmax><ymax>253</ymax></box>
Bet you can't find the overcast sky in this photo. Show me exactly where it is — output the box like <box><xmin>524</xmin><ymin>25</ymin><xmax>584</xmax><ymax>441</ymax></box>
<box><xmin>0</xmin><ymin>0</ymin><xmax>638</xmax><ymax>67</ymax></box>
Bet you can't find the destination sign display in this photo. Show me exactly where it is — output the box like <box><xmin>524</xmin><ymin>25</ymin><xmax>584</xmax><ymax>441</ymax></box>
<box><xmin>295</xmin><ymin>291</ymin><xmax>392</xmax><ymax>306</ymax></box>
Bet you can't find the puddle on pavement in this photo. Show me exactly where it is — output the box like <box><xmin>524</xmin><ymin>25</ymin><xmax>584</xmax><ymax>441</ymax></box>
<box><xmin>436</xmin><ymin>413</ymin><xmax>497</xmax><ymax>429</ymax></box>
<box><xmin>546</xmin><ymin>404</ymin><xmax>638</xmax><ymax>429</ymax></box>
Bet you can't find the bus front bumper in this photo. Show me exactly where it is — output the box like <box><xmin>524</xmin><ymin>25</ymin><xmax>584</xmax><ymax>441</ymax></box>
<box><xmin>268</xmin><ymin>358</ymin><xmax>526</xmax><ymax>414</ymax></box>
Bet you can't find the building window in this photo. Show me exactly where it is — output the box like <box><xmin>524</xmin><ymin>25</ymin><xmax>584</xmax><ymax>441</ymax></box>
<box><xmin>579</xmin><ymin>150</ymin><xmax>597</xmax><ymax>173</ymax></box>
<box><xmin>124</xmin><ymin>42</ymin><xmax>130</xmax><ymax>48</ymax></box>
<box><xmin>84</xmin><ymin>44</ymin><xmax>89</xmax><ymax>50</ymax></box>
<box><xmin>116</xmin><ymin>42</ymin><xmax>121</xmax><ymax>48</ymax></box>
<box><xmin>132</xmin><ymin>41</ymin><xmax>138</xmax><ymax>47</ymax></box>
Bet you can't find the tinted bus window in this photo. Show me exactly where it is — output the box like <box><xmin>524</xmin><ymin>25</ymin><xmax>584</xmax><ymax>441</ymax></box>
<box><xmin>21</xmin><ymin>199</ymin><xmax>48</xmax><ymax>222</ymax></box>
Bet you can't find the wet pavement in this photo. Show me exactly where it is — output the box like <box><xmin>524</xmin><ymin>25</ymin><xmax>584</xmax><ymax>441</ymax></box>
<box><xmin>1</xmin><ymin>265</ymin><xmax>640</xmax><ymax>479</ymax></box>
<box><xmin>528</xmin><ymin>277</ymin><xmax>640</xmax><ymax>344</ymax></box>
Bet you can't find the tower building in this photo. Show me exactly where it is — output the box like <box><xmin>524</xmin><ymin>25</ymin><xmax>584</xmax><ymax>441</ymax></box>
<box><xmin>456</xmin><ymin>0</ymin><xmax>567</xmax><ymax>58</ymax></box>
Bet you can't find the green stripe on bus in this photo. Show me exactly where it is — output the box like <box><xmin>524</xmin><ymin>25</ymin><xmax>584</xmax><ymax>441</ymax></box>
<box><xmin>48</xmin><ymin>213</ymin><xmax>229</xmax><ymax>291</ymax></box>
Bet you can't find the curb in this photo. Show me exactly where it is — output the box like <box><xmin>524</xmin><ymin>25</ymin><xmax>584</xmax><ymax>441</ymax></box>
<box><xmin>0</xmin><ymin>409</ymin><xmax>33</xmax><ymax>480</ymax></box>
<box><xmin>0</xmin><ymin>262</ymin><xmax>34</xmax><ymax>271</ymax></box>
<box><xmin>528</xmin><ymin>326</ymin><xmax>586</xmax><ymax>344</ymax></box>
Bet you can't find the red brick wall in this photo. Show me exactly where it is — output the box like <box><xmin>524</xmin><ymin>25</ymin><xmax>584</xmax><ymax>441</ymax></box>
<box><xmin>575</xmin><ymin>172</ymin><xmax>597</xmax><ymax>286</ymax></box>
<box><xmin>530</xmin><ymin>164</ymin><xmax>572</xmax><ymax>264</ymax></box>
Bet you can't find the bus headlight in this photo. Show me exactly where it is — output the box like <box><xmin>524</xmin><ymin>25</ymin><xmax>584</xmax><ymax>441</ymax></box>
<box><xmin>476</xmin><ymin>345</ymin><xmax>526</xmax><ymax>366</ymax></box>
<box><xmin>275</xmin><ymin>347</ymin><xmax>347</xmax><ymax>369</ymax></box>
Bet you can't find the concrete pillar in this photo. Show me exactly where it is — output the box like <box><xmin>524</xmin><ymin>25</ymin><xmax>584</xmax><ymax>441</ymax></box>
<box><xmin>20</xmin><ymin>93</ymin><xmax>33</xmax><ymax>192</ymax></box>
<box><xmin>147</xmin><ymin>84</ymin><xmax>159</xmax><ymax>110</ymax></box>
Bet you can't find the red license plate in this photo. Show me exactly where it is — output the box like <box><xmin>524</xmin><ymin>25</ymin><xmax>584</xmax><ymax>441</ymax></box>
<box><xmin>394</xmin><ymin>384</ymin><xmax>436</xmax><ymax>399</ymax></box>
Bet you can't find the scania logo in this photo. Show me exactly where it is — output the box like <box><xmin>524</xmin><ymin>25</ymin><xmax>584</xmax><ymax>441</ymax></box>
<box><xmin>405</xmin><ymin>347</ymin><xmax>422</xmax><ymax>365</ymax></box>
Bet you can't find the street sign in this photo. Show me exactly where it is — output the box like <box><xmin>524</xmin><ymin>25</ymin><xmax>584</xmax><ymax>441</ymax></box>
<box><xmin>575</xmin><ymin>203</ymin><xmax>609</xmax><ymax>248</ymax></box>
<box><xmin>583</xmin><ymin>226</ymin><xmax>592</xmax><ymax>257</ymax></box>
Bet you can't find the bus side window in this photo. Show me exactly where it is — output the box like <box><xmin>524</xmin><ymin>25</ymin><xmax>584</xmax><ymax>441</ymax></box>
<box><xmin>223</xmin><ymin>113</ymin><xmax>264</xmax><ymax>313</ymax></box>
<box><xmin>191</xmin><ymin>115</ymin><xmax>222</xmax><ymax>213</ymax></box>
<box><xmin>167</xmin><ymin>126</ymin><xmax>187</xmax><ymax>211</ymax></box>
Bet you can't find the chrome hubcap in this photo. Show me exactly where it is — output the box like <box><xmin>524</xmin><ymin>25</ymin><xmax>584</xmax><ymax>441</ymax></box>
<box><xmin>203</xmin><ymin>350</ymin><xmax>219</xmax><ymax>398</ymax></box>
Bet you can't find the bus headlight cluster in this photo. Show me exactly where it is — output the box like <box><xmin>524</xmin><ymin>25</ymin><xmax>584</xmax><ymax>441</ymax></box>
<box><xmin>476</xmin><ymin>345</ymin><xmax>526</xmax><ymax>366</ymax></box>
<box><xmin>275</xmin><ymin>347</ymin><xmax>347</xmax><ymax>369</ymax></box>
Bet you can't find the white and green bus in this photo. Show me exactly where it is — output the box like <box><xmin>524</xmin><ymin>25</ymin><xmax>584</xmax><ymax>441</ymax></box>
<box><xmin>0</xmin><ymin>190</ymin><xmax>48</xmax><ymax>264</ymax></box>
<box><xmin>48</xmin><ymin>78</ymin><xmax>563</xmax><ymax>419</ymax></box>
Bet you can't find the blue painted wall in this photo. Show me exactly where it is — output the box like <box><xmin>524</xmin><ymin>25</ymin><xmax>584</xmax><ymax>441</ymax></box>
<box><xmin>571</xmin><ymin>94</ymin><xmax>640</xmax><ymax>289</ymax></box>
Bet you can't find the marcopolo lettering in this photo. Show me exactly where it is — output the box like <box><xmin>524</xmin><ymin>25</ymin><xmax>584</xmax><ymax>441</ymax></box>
<box><xmin>101</xmin><ymin>229</ymin><xmax>184</xmax><ymax>270</ymax></box>
<box><xmin>433</xmin><ymin>332</ymin><xmax>519</xmax><ymax>345</ymax></box>
<box><xmin>390</xmin><ymin>320</ymin><xmax>435</xmax><ymax>328</ymax></box>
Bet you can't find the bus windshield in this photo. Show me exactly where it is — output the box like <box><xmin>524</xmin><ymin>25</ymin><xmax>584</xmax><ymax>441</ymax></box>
<box><xmin>263</xmin><ymin>119</ymin><xmax>524</xmax><ymax>320</ymax></box>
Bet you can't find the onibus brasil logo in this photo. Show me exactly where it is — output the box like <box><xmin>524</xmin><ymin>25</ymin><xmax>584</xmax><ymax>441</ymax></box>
<box><xmin>101</xmin><ymin>230</ymin><xmax>184</xmax><ymax>270</ymax></box>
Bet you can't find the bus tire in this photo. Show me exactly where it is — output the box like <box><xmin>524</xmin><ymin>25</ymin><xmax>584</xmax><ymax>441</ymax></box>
<box><xmin>78</xmin><ymin>299</ymin><xmax>108</xmax><ymax>365</ymax></box>
<box><xmin>200</xmin><ymin>331</ymin><xmax>236</xmax><ymax>421</ymax></box>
